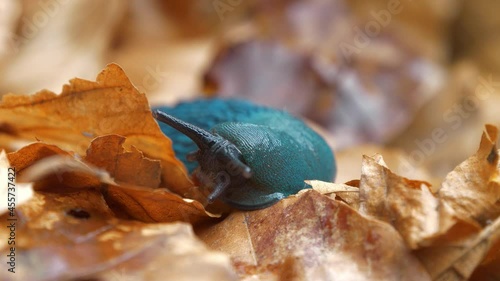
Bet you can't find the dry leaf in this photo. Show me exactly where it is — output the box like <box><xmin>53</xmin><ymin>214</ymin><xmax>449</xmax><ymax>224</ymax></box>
<box><xmin>437</xmin><ymin>124</ymin><xmax>500</xmax><ymax>226</ymax></box>
<box><xmin>358</xmin><ymin>154</ymin><xmax>469</xmax><ymax>248</ymax></box>
<box><xmin>359</xmin><ymin>153</ymin><xmax>484</xmax><ymax>249</ymax></box>
<box><xmin>416</xmin><ymin>215</ymin><xmax>500</xmax><ymax>280</ymax></box>
<box><xmin>353</xmin><ymin>126</ymin><xmax>500</xmax><ymax>278</ymax></box>
<box><xmin>307</xmin><ymin>180</ymin><xmax>360</xmax><ymax>210</ymax></box>
<box><xmin>407</xmin><ymin>125</ymin><xmax>500</xmax><ymax>280</ymax></box>
<box><xmin>11</xmin><ymin>140</ymin><xmax>217</xmax><ymax>225</ymax></box>
<box><xmin>7</xmin><ymin>142</ymin><xmax>71</xmax><ymax>173</ymax></box>
<box><xmin>0</xmin><ymin>63</ymin><xmax>193</xmax><ymax>194</ymax></box>
<box><xmin>470</xmin><ymin>238</ymin><xmax>500</xmax><ymax>280</ymax></box>
<box><xmin>103</xmin><ymin>184</ymin><xmax>220</xmax><ymax>224</ymax></box>
<box><xmin>306</xmin><ymin>180</ymin><xmax>359</xmax><ymax>194</ymax></box>
<box><xmin>198</xmin><ymin>190</ymin><xmax>430</xmax><ymax>281</ymax></box>
<box><xmin>0</xmin><ymin>190</ymin><xmax>235</xmax><ymax>281</ymax></box>
<box><xmin>85</xmin><ymin>134</ymin><xmax>161</xmax><ymax>188</ymax></box>
<box><xmin>8</xmin><ymin>142</ymin><xmax>106</xmax><ymax>191</ymax></box>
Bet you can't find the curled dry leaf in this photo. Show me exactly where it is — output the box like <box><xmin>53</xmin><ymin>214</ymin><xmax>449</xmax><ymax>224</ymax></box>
<box><xmin>307</xmin><ymin>180</ymin><xmax>360</xmax><ymax>210</ymax></box>
<box><xmin>358</xmin><ymin>154</ymin><xmax>479</xmax><ymax>249</ymax></box>
<box><xmin>85</xmin><ymin>134</ymin><xmax>162</xmax><ymax>188</ymax></box>
<box><xmin>353</xmin><ymin>125</ymin><xmax>500</xmax><ymax>279</ymax></box>
<box><xmin>470</xmin><ymin>235</ymin><xmax>500</xmax><ymax>281</ymax></box>
<box><xmin>198</xmin><ymin>190</ymin><xmax>431</xmax><ymax>281</ymax></box>
<box><xmin>0</xmin><ymin>63</ymin><xmax>192</xmax><ymax>194</ymax></box>
<box><xmin>7</xmin><ymin>142</ymin><xmax>71</xmax><ymax>173</ymax></box>
<box><xmin>103</xmin><ymin>184</ymin><xmax>220</xmax><ymax>224</ymax></box>
<box><xmin>437</xmin><ymin>124</ymin><xmax>500</xmax><ymax>226</ymax></box>
<box><xmin>406</xmin><ymin>125</ymin><xmax>500</xmax><ymax>280</ymax></box>
<box><xmin>416</xmin><ymin>215</ymin><xmax>500</xmax><ymax>280</ymax></box>
<box><xmin>9</xmin><ymin>142</ymin><xmax>105</xmax><ymax>191</ymax></box>
<box><xmin>11</xmin><ymin>137</ymin><xmax>218</xmax><ymax>225</ymax></box>
<box><xmin>0</xmin><ymin>190</ymin><xmax>235</xmax><ymax>281</ymax></box>
<box><xmin>306</xmin><ymin>180</ymin><xmax>359</xmax><ymax>194</ymax></box>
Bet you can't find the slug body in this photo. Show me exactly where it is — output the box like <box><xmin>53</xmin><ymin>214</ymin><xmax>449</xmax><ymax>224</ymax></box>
<box><xmin>153</xmin><ymin>99</ymin><xmax>336</xmax><ymax>210</ymax></box>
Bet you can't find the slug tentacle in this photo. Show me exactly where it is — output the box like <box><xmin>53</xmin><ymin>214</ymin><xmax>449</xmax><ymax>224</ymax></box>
<box><xmin>153</xmin><ymin>110</ymin><xmax>215</xmax><ymax>149</ymax></box>
<box><xmin>207</xmin><ymin>171</ymin><xmax>231</xmax><ymax>203</ymax></box>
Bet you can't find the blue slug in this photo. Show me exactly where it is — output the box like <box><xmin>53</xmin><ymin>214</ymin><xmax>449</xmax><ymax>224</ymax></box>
<box><xmin>152</xmin><ymin>99</ymin><xmax>336</xmax><ymax>210</ymax></box>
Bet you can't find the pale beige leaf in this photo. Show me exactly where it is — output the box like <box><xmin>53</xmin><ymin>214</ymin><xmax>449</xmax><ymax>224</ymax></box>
<box><xmin>306</xmin><ymin>180</ymin><xmax>359</xmax><ymax>194</ymax></box>
<box><xmin>438</xmin><ymin>125</ymin><xmax>500</xmax><ymax>226</ymax></box>
<box><xmin>358</xmin><ymin>155</ymin><xmax>454</xmax><ymax>248</ymax></box>
<box><xmin>416</xmin><ymin>215</ymin><xmax>500</xmax><ymax>280</ymax></box>
<box><xmin>307</xmin><ymin>180</ymin><xmax>360</xmax><ymax>210</ymax></box>
<box><xmin>198</xmin><ymin>190</ymin><xmax>430</xmax><ymax>281</ymax></box>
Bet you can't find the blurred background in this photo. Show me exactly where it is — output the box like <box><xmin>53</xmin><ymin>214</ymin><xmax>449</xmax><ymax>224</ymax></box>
<box><xmin>1</xmin><ymin>0</ymin><xmax>499</xmax><ymax>184</ymax></box>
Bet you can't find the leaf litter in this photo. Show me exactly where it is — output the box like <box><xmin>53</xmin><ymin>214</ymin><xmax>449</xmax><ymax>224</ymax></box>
<box><xmin>0</xmin><ymin>65</ymin><xmax>499</xmax><ymax>280</ymax></box>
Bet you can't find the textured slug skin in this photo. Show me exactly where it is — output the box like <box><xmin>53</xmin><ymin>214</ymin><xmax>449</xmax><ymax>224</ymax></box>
<box><xmin>153</xmin><ymin>99</ymin><xmax>336</xmax><ymax>209</ymax></box>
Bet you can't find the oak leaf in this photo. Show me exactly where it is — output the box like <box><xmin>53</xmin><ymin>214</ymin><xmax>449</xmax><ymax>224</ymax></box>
<box><xmin>0</xmin><ymin>63</ymin><xmax>192</xmax><ymax>194</ymax></box>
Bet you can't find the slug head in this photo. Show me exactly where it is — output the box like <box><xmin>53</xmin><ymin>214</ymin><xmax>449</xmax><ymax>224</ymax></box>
<box><xmin>153</xmin><ymin>110</ymin><xmax>252</xmax><ymax>203</ymax></box>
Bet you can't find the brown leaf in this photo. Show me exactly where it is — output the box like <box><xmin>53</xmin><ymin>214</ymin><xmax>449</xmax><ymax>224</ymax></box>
<box><xmin>8</xmin><ymin>142</ymin><xmax>104</xmax><ymax>191</ymax></box>
<box><xmin>470</xmin><ymin>237</ymin><xmax>500</xmax><ymax>280</ymax></box>
<box><xmin>416</xmin><ymin>215</ymin><xmax>500</xmax><ymax>280</ymax></box>
<box><xmin>198</xmin><ymin>190</ymin><xmax>430</xmax><ymax>281</ymax></box>
<box><xmin>0</xmin><ymin>63</ymin><xmax>192</xmax><ymax>194</ymax></box>
<box><xmin>307</xmin><ymin>180</ymin><xmax>359</xmax><ymax>194</ymax></box>
<box><xmin>85</xmin><ymin>135</ymin><xmax>161</xmax><ymax>188</ymax></box>
<box><xmin>0</xmin><ymin>190</ymin><xmax>235</xmax><ymax>281</ymax></box>
<box><xmin>307</xmin><ymin>180</ymin><xmax>360</xmax><ymax>210</ymax></box>
<box><xmin>103</xmin><ymin>184</ymin><xmax>220</xmax><ymax>224</ymax></box>
<box><xmin>12</xmin><ymin>142</ymin><xmax>218</xmax><ymax>225</ymax></box>
<box><xmin>437</xmin><ymin>124</ymin><xmax>500</xmax><ymax>226</ymax></box>
<box><xmin>358</xmin><ymin>154</ymin><xmax>474</xmax><ymax>248</ymax></box>
<box><xmin>7</xmin><ymin>142</ymin><xmax>71</xmax><ymax>173</ymax></box>
<box><xmin>359</xmin><ymin>154</ymin><xmax>483</xmax><ymax>249</ymax></box>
